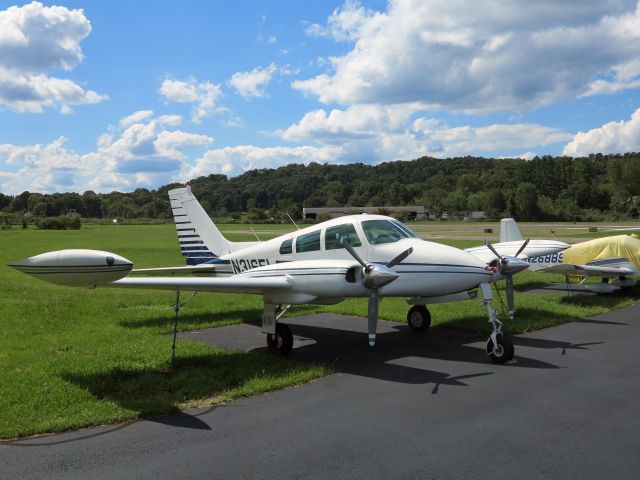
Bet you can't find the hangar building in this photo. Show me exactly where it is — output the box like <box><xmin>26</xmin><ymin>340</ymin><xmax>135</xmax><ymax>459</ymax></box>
<box><xmin>303</xmin><ymin>206</ymin><xmax>425</xmax><ymax>220</ymax></box>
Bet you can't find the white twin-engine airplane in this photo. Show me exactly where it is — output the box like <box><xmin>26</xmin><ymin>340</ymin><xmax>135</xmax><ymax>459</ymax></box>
<box><xmin>8</xmin><ymin>188</ymin><xmax>562</xmax><ymax>364</ymax></box>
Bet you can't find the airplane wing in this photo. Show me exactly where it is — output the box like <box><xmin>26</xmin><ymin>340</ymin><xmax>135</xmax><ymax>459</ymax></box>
<box><xmin>132</xmin><ymin>264</ymin><xmax>218</xmax><ymax>274</ymax></box>
<box><xmin>112</xmin><ymin>275</ymin><xmax>292</xmax><ymax>294</ymax></box>
<box><xmin>537</xmin><ymin>258</ymin><xmax>636</xmax><ymax>278</ymax></box>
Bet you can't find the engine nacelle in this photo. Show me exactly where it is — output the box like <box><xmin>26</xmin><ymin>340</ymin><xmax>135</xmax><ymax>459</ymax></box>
<box><xmin>9</xmin><ymin>249</ymin><xmax>133</xmax><ymax>287</ymax></box>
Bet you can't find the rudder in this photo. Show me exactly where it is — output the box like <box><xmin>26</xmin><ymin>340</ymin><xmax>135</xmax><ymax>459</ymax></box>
<box><xmin>169</xmin><ymin>186</ymin><xmax>232</xmax><ymax>265</ymax></box>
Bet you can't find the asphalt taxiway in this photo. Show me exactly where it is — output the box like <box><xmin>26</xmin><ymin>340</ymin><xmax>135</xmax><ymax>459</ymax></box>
<box><xmin>2</xmin><ymin>302</ymin><xmax>640</xmax><ymax>479</ymax></box>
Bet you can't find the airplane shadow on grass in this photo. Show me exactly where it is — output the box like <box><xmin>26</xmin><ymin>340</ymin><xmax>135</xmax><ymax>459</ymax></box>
<box><xmin>118</xmin><ymin>308</ymin><xmax>263</xmax><ymax>330</ymax></box>
<box><xmin>117</xmin><ymin>304</ymin><xmax>326</xmax><ymax>331</ymax></box>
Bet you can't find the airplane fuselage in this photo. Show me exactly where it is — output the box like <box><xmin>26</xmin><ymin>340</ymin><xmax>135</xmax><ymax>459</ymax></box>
<box><xmin>199</xmin><ymin>215</ymin><xmax>494</xmax><ymax>303</ymax></box>
<box><xmin>465</xmin><ymin>240</ymin><xmax>569</xmax><ymax>266</ymax></box>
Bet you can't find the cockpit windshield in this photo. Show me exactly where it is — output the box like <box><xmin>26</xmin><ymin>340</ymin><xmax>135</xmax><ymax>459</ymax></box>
<box><xmin>361</xmin><ymin>219</ymin><xmax>418</xmax><ymax>245</ymax></box>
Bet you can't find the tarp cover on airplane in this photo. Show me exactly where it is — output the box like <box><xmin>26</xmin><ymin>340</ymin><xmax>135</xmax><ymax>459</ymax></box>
<box><xmin>563</xmin><ymin>234</ymin><xmax>640</xmax><ymax>269</ymax></box>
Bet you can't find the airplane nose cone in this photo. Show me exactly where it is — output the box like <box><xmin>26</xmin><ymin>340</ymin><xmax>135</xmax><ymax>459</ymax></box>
<box><xmin>501</xmin><ymin>256</ymin><xmax>530</xmax><ymax>275</ymax></box>
<box><xmin>363</xmin><ymin>264</ymin><xmax>399</xmax><ymax>289</ymax></box>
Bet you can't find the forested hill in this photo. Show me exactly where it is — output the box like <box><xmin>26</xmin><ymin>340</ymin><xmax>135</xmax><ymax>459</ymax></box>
<box><xmin>2</xmin><ymin>153</ymin><xmax>640</xmax><ymax>222</ymax></box>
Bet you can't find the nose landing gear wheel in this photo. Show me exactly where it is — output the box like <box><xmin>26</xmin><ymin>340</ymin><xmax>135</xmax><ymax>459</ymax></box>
<box><xmin>267</xmin><ymin>323</ymin><xmax>293</xmax><ymax>356</ymax></box>
<box><xmin>407</xmin><ymin>305</ymin><xmax>431</xmax><ymax>332</ymax></box>
<box><xmin>486</xmin><ymin>333</ymin><xmax>514</xmax><ymax>364</ymax></box>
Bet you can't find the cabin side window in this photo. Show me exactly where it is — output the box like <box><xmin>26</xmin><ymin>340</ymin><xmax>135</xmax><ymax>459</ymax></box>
<box><xmin>296</xmin><ymin>230</ymin><xmax>321</xmax><ymax>252</ymax></box>
<box><xmin>279</xmin><ymin>238</ymin><xmax>293</xmax><ymax>254</ymax></box>
<box><xmin>325</xmin><ymin>223</ymin><xmax>362</xmax><ymax>250</ymax></box>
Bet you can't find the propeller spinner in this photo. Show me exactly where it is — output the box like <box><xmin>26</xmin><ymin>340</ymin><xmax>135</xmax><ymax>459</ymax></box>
<box><xmin>484</xmin><ymin>239</ymin><xmax>530</xmax><ymax>320</ymax></box>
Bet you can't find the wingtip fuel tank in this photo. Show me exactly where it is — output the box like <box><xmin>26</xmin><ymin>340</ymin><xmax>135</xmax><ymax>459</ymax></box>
<box><xmin>9</xmin><ymin>249</ymin><xmax>133</xmax><ymax>287</ymax></box>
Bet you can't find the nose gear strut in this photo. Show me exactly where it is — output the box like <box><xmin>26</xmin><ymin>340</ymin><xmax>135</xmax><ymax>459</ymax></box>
<box><xmin>479</xmin><ymin>283</ymin><xmax>515</xmax><ymax>364</ymax></box>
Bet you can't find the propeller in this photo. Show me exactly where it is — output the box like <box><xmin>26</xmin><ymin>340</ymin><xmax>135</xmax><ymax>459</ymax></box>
<box><xmin>338</xmin><ymin>235</ymin><xmax>413</xmax><ymax>346</ymax></box>
<box><xmin>514</xmin><ymin>238</ymin><xmax>530</xmax><ymax>257</ymax></box>
<box><xmin>484</xmin><ymin>238</ymin><xmax>530</xmax><ymax>320</ymax></box>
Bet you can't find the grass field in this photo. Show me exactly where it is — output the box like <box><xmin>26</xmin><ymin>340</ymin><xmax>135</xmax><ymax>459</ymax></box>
<box><xmin>0</xmin><ymin>222</ymin><xmax>636</xmax><ymax>439</ymax></box>
<box><xmin>0</xmin><ymin>224</ymin><xmax>328</xmax><ymax>439</ymax></box>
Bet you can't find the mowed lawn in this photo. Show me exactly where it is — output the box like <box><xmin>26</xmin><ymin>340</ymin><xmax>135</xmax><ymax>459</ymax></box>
<box><xmin>0</xmin><ymin>223</ymin><xmax>635</xmax><ymax>439</ymax></box>
<box><xmin>0</xmin><ymin>224</ymin><xmax>326</xmax><ymax>439</ymax></box>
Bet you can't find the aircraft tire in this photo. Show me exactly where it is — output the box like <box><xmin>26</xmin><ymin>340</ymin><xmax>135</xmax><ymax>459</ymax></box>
<box><xmin>486</xmin><ymin>334</ymin><xmax>514</xmax><ymax>364</ymax></box>
<box><xmin>407</xmin><ymin>305</ymin><xmax>431</xmax><ymax>332</ymax></box>
<box><xmin>267</xmin><ymin>323</ymin><xmax>293</xmax><ymax>356</ymax></box>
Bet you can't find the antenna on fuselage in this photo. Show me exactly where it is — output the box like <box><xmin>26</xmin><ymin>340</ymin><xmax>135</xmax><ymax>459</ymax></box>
<box><xmin>286</xmin><ymin>213</ymin><xmax>301</xmax><ymax>230</ymax></box>
<box><xmin>249</xmin><ymin>226</ymin><xmax>261</xmax><ymax>242</ymax></box>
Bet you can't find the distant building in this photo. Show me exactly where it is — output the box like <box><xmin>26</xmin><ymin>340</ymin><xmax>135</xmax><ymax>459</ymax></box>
<box><xmin>468</xmin><ymin>211</ymin><xmax>487</xmax><ymax>220</ymax></box>
<box><xmin>303</xmin><ymin>206</ymin><xmax>425</xmax><ymax>220</ymax></box>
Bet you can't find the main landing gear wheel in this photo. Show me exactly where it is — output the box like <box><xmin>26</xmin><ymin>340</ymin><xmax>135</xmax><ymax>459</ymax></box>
<box><xmin>486</xmin><ymin>333</ymin><xmax>514</xmax><ymax>364</ymax></box>
<box><xmin>267</xmin><ymin>323</ymin><xmax>293</xmax><ymax>356</ymax></box>
<box><xmin>407</xmin><ymin>305</ymin><xmax>431</xmax><ymax>332</ymax></box>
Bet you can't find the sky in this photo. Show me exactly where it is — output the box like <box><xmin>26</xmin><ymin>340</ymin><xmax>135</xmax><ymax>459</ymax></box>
<box><xmin>1</xmin><ymin>0</ymin><xmax>640</xmax><ymax>194</ymax></box>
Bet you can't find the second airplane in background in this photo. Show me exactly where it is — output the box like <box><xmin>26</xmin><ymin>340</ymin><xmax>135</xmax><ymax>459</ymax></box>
<box><xmin>464</xmin><ymin>218</ymin><xmax>570</xmax><ymax>319</ymax></box>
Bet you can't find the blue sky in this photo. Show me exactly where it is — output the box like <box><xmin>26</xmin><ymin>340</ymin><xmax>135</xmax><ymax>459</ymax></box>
<box><xmin>1</xmin><ymin>0</ymin><xmax>640</xmax><ymax>194</ymax></box>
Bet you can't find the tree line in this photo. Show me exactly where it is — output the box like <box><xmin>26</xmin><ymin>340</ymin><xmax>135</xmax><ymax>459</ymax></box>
<box><xmin>2</xmin><ymin>153</ymin><xmax>640</xmax><ymax>223</ymax></box>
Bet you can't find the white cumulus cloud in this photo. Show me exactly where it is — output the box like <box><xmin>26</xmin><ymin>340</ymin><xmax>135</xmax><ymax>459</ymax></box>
<box><xmin>229</xmin><ymin>63</ymin><xmax>278</xmax><ymax>98</ymax></box>
<box><xmin>305</xmin><ymin>0</ymin><xmax>378</xmax><ymax>42</ymax></box>
<box><xmin>159</xmin><ymin>77</ymin><xmax>223</xmax><ymax>123</ymax></box>
<box><xmin>274</xmin><ymin>102</ymin><xmax>571</xmax><ymax>161</ymax></box>
<box><xmin>294</xmin><ymin>0</ymin><xmax>640</xmax><ymax>112</ymax></box>
<box><xmin>0</xmin><ymin>112</ymin><xmax>213</xmax><ymax>193</ymax></box>
<box><xmin>411</xmin><ymin>120</ymin><xmax>572</xmax><ymax>154</ymax></box>
<box><xmin>563</xmin><ymin>108</ymin><xmax>640</xmax><ymax>157</ymax></box>
<box><xmin>276</xmin><ymin>103</ymin><xmax>424</xmax><ymax>142</ymax></box>
<box><xmin>0</xmin><ymin>1</ymin><xmax>106</xmax><ymax>113</ymax></box>
<box><xmin>185</xmin><ymin>145</ymin><xmax>343</xmax><ymax>178</ymax></box>
<box><xmin>119</xmin><ymin>110</ymin><xmax>154</xmax><ymax>128</ymax></box>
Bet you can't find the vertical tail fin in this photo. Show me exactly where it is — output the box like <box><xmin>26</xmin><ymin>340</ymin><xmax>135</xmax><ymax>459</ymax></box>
<box><xmin>169</xmin><ymin>186</ymin><xmax>232</xmax><ymax>265</ymax></box>
<box><xmin>500</xmin><ymin>218</ymin><xmax>523</xmax><ymax>243</ymax></box>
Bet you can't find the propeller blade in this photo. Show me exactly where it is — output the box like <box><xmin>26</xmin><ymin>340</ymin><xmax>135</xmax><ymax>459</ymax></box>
<box><xmin>386</xmin><ymin>247</ymin><xmax>413</xmax><ymax>268</ymax></box>
<box><xmin>514</xmin><ymin>238</ymin><xmax>530</xmax><ymax>258</ymax></box>
<box><xmin>367</xmin><ymin>293</ymin><xmax>378</xmax><ymax>346</ymax></box>
<box><xmin>338</xmin><ymin>234</ymin><xmax>368</xmax><ymax>270</ymax></box>
<box><xmin>505</xmin><ymin>275</ymin><xmax>515</xmax><ymax>320</ymax></box>
<box><xmin>484</xmin><ymin>239</ymin><xmax>501</xmax><ymax>260</ymax></box>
